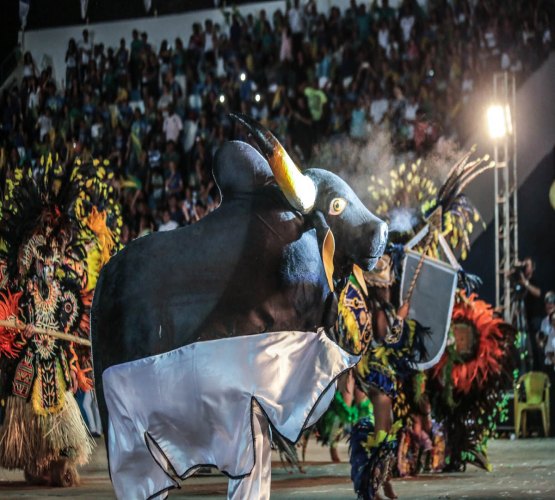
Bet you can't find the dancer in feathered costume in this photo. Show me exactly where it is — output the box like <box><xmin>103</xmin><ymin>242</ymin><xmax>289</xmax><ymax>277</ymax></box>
<box><xmin>428</xmin><ymin>292</ymin><xmax>516</xmax><ymax>472</ymax></box>
<box><xmin>312</xmin><ymin>372</ymin><xmax>372</xmax><ymax>463</ymax></box>
<box><xmin>0</xmin><ymin>155</ymin><xmax>122</xmax><ymax>485</ymax></box>
<box><xmin>349</xmin><ymin>254</ymin><xmax>429</xmax><ymax>500</ymax></box>
<box><xmin>348</xmin><ymin>150</ymin><xmax>498</xmax><ymax>498</ymax></box>
<box><xmin>311</xmin><ymin>272</ymin><xmax>374</xmax><ymax>463</ymax></box>
<box><xmin>366</xmin><ymin>150</ymin><xmax>515</xmax><ymax>476</ymax></box>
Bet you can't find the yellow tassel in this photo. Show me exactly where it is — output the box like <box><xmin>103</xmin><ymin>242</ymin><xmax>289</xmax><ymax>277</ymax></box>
<box><xmin>85</xmin><ymin>207</ymin><xmax>115</xmax><ymax>266</ymax></box>
<box><xmin>85</xmin><ymin>249</ymin><xmax>102</xmax><ymax>291</ymax></box>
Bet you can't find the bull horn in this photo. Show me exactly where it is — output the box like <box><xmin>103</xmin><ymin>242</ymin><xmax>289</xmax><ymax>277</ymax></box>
<box><xmin>230</xmin><ymin>113</ymin><xmax>316</xmax><ymax>213</ymax></box>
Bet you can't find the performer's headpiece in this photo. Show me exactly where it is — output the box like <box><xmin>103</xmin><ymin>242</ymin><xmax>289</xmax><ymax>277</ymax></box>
<box><xmin>363</xmin><ymin>254</ymin><xmax>394</xmax><ymax>288</ymax></box>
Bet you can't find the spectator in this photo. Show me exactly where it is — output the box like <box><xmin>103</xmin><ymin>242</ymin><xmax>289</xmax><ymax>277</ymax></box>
<box><xmin>163</xmin><ymin>105</ymin><xmax>183</xmax><ymax>143</ymax></box>
<box><xmin>280</xmin><ymin>25</ymin><xmax>293</xmax><ymax>63</ymax></box>
<box><xmin>538</xmin><ymin>292</ymin><xmax>555</xmax><ymax>366</ymax></box>
<box><xmin>516</xmin><ymin>257</ymin><xmax>543</xmax><ymax>331</ymax></box>
<box><xmin>288</xmin><ymin>0</ymin><xmax>305</xmax><ymax>56</ymax></box>
<box><xmin>350</xmin><ymin>94</ymin><xmax>369</xmax><ymax>141</ymax></box>
<box><xmin>370</xmin><ymin>86</ymin><xmax>390</xmax><ymax>126</ymax></box>
<box><xmin>146</xmin><ymin>163</ymin><xmax>165</xmax><ymax>210</ymax></box>
<box><xmin>78</xmin><ymin>29</ymin><xmax>92</xmax><ymax>80</ymax></box>
<box><xmin>36</xmin><ymin>108</ymin><xmax>53</xmax><ymax>142</ymax></box>
<box><xmin>165</xmin><ymin>160</ymin><xmax>183</xmax><ymax>198</ymax></box>
<box><xmin>304</xmin><ymin>81</ymin><xmax>328</xmax><ymax>133</ymax></box>
<box><xmin>65</xmin><ymin>39</ymin><xmax>78</xmax><ymax>84</ymax></box>
<box><xmin>22</xmin><ymin>52</ymin><xmax>38</xmax><ymax>83</ymax></box>
<box><xmin>158</xmin><ymin>208</ymin><xmax>179</xmax><ymax>232</ymax></box>
<box><xmin>289</xmin><ymin>93</ymin><xmax>313</xmax><ymax>161</ymax></box>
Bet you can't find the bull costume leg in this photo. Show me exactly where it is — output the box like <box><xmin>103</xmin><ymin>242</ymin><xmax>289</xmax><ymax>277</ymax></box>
<box><xmin>227</xmin><ymin>402</ymin><xmax>272</xmax><ymax>500</ymax></box>
<box><xmin>93</xmin><ymin>115</ymin><xmax>387</xmax><ymax>499</ymax></box>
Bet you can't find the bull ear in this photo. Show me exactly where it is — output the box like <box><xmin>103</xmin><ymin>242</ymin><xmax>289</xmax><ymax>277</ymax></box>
<box><xmin>322</xmin><ymin>229</ymin><xmax>335</xmax><ymax>292</ymax></box>
<box><xmin>310</xmin><ymin>211</ymin><xmax>335</xmax><ymax>292</ymax></box>
<box><xmin>352</xmin><ymin>264</ymin><xmax>368</xmax><ymax>296</ymax></box>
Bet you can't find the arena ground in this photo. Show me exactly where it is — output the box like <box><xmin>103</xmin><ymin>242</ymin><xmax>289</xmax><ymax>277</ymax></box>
<box><xmin>0</xmin><ymin>436</ymin><xmax>554</xmax><ymax>499</ymax></box>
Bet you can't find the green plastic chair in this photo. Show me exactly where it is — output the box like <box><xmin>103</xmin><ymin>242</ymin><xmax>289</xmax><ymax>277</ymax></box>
<box><xmin>514</xmin><ymin>372</ymin><xmax>550</xmax><ymax>438</ymax></box>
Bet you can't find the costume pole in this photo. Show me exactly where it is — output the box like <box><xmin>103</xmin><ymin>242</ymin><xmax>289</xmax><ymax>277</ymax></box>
<box><xmin>403</xmin><ymin>208</ymin><xmax>443</xmax><ymax>305</ymax></box>
<box><xmin>0</xmin><ymin>319</ymin><xmax>92</xmax><ymax>347</ymax></box>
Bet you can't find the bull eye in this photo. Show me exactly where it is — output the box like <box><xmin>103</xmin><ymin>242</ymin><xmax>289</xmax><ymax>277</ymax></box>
<box><xmin>329</xmin><ymin>198</ymin><xmax>347</xmax><ymax>216</ymax></box>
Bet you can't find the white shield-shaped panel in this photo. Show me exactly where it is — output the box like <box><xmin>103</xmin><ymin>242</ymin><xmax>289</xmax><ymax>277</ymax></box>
<box><xmin>399</xmin><ymin>250</ymin><xmax>458</xmax><ymax>370</ymax></box>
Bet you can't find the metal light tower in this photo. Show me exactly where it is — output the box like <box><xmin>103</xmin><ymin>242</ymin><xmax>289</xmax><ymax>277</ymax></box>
<box><xmin>487</xmin><ymin>72</ymin><xmax>517</xmax><ymax>323</ymax></box>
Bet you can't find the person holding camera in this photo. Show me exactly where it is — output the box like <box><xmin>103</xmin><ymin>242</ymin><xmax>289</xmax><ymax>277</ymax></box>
<box><xmin>514</xmin><ymin>257</ymin><xmax>542</xmax><ymax>303</ymax></box>
<box><xmin>511</xmin><ymin>257</ymin><xmax>543</xmax><ymax>371</ymax></box>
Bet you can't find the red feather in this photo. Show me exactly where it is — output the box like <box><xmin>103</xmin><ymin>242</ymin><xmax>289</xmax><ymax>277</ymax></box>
<box><xmin>0</xmin><ymin>290</ymin><xmax>23</xmax><ymax>358</ymax></box>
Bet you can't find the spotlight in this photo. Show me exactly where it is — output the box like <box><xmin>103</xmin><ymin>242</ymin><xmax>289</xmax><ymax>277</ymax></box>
<box><xmin>240</xmin><ymin>72</ymin><xmax>246</xmax><ymax>82</ymax></box>
<box><xmin>254</xmin><ymin>93</ymin><xmax>261</xmax><ymax>103</ymax></box>
<box><xmin>219</xmin><ymin>94</ymin><xmax>226</xmax><ymax>104</ymax></box>
<box><xmin>487</xmin><ymin>104</ymin><xmax>512</xmax><ymax>139</ymax></box>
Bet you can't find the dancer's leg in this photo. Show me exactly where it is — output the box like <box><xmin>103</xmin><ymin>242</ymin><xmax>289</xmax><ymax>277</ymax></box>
<box><xmin>370</xmin><ymin>391</ymin><xmax>397</xmax><ymax>500</ymax></box>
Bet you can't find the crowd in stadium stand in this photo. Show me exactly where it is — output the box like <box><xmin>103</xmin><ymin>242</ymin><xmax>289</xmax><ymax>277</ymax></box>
<box><xmin>0</xmin><ymin>0</ymin><xmax>553</xmax><ymax>239</ymax></box>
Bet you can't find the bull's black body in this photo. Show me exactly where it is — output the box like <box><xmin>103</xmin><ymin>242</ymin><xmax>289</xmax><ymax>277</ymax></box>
<box><xmin>92</xmin><ymin>137</ymin><xmax>387</xmax><ymax>451</ymax></box>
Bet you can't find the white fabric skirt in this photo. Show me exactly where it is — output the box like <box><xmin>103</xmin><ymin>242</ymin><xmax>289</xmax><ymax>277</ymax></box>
<box><xmin>103</xmin><ymin>329</ymin><xmax>359</xmax><ymax>499</ymax></box>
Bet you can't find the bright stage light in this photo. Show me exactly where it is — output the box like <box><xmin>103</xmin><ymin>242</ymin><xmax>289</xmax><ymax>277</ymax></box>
<box><xmin>219</xmin><ymin>94</ymin><xmax>225</xmax><ymax>104</ymax></box>
<box><xmin>240</xmin><ymin>72</ymin><xmax>246</xmax><ymax>82</ymax></box>
<box><xmin>254</xmin><ymin>93</ymin><xmax>261</xmax><ymax>103</ymax></box>
<box><xmin>487</xmin><ymin>104</ymin><xmax>512</xmax><ymax>139</ymax></box>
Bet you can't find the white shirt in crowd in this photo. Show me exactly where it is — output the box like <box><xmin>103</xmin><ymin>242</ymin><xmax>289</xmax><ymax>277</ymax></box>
<box><xmin>204</xmin><ymin>32</ymin><xmax>215</xmax><ymax>52</ymax></box>
<box><xmin>157</xmin><ymin>93</ymin><xmax>173</xmax><ymax>111</ymax></box>
<box><xmin>163</xmin><ymin>112</ymin><xmax>183</xmax><ymax>143</ymax></box>
<box><xmin>404</xmin><ymin>100</ymin><xmax>418</xmax><ymax>140</ymax></box>
<box><xmin>28</xmin><ymin>89</ymin><xmax>40</xmax><ymax>110</ymax></box>
<box><xmin>378</xmin><ymin>27</ymin><xmax>390</xmax><ymax>53</ymax></box>
<box><xmin>182</xmin><ymin>119</ymin><xmax>198</xmax><ymax>154</ymax></box>
<box><xmin>158</xmin><ymin>220</ymin><xmax>179</xmax><ymax>232</ymax></box>
<box><xmin>79</xmin><ymin>38</ymin><xmax>92</xmax><ymax>65</ymax></box>
<box><xmin>400</xmin><ymin>15</ymin><xmax>415</xmax><ymax>42</ymax></box>
<box><xmin>37</xmin><ymin>114</ymin><xmax>52</xmax><ymax>141</ymax></box>
<box><xmin>66</xmin><ymin>53</ymin><xmax>77</xmax><ymax>69</ymax></box>
<box><xmin>288</xmin><ymin>6</ymin><xmax>304</xmax><ymax>34</ymax></box>
<box><xmin>370</xmin><ymin>97</ymin><xmax>390</xmax><ymax>125</ymax></box>
<box><xmin>23</xmin><ymin>62</ymin><xmax>37</xmax><ymax>78</ymax></box>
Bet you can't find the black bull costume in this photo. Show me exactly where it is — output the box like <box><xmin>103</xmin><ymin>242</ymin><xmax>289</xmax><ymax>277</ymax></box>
<box><xmin>91</xmin><ymin>114</ymin><xmax>388</xmax><ymax>499</ymax></box>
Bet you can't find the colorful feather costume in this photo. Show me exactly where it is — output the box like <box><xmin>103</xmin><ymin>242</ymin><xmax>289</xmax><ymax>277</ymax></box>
<box><xmin>0</xmin><ymin>155</ymin><xmax>122</xmax><ymax>483</ymax></box>
<box><xmin>350</xmin><ymin>309</ymin><xmax>429</xmax><ymax>499</ymax></box>
<box><xmin>312</xmin><ymin>276</ymin><xmax>374</xmax><ymax>456</ymax></box>
<box><xmin>427</xmin><ymin>292</ymin><xmax>516</xmax><ymax>472</ymax></box>
<box><xmin>368</xmin><ymin>150</ymin><xmax>493</xmax><ymax>263</ymax></box>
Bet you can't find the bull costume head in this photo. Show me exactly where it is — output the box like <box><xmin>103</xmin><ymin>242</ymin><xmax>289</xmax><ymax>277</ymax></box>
<box><xmin>230</xmin><ymin>113</ymin><xmax>387</xmax><ymax>290</ymax></box>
